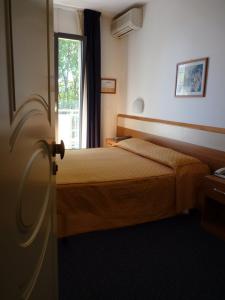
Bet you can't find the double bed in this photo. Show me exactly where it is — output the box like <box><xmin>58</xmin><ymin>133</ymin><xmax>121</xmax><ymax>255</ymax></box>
<box><xmin>56</xmin><ymin>138</ymin><xmax>209</xmax><ymax>237</ymax></box>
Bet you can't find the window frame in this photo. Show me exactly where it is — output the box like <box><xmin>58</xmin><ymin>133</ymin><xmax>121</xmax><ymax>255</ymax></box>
<box><xmin>54</xmin><ymin>32</ymin><xmax>86</xmax><ymax>149</ymax></box>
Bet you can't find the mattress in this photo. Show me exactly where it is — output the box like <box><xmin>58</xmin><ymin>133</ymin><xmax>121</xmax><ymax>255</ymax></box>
<box><xmin>56</xmin><ymin>138</ymin><xmax>209</xmax><ymax>237</ymax></box>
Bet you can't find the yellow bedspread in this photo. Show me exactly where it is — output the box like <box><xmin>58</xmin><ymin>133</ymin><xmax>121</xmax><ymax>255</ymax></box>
<box><xmin>56</xmin><ymin>139</ymin><xmax>209</xmax><ymax>237</ymax></box>
<box><xmin>56</xmin><ymin>147</ymin><xmax>174</xmax><ymax>184</ymax></box>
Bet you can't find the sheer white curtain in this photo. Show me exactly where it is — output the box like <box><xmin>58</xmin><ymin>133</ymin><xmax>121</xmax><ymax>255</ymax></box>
<box><xmin>54</xmin><ymin>7</ymin><xmax>82</xmax><ymax>35</ymax></box>
<box><xmin>73</xmin><ymin>8</ymin><xmax>88</xmax><ymax>149</ymax></box>
<box><xmin>74</xmin><ymin>10</ymin><xmax>82</xmax><ymax>34</ymax></box>
<box><xmin>76</xmin><ymin>10</ymin><xmax>87</xmax><ymax>149</ymax></box>
<box><xmin>77</xmin><ymin>10</ymin><xmax>87</xmax><ymax>149</ymax></box>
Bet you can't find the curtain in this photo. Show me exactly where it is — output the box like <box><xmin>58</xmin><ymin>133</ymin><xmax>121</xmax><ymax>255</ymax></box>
<box><xmin>84</xmin><ymin>9</ymin><xmax>101</xmax><ymax>148</ymax></box>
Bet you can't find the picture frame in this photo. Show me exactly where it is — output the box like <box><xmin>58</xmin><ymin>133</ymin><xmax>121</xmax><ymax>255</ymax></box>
<box><xmin>175</xmin><ymin>57</ymin><xmax>208</xmax><ymax>97</ymax></box>
<box><xmin>101</xmin><ymin>78</ymin><xmax>116</xmax><ymax>94</ymax></box>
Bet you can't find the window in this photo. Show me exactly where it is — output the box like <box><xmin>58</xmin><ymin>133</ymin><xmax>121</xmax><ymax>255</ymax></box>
<box><xmin>55</xmin><ymin>33</ymin><xmax>84</xmax><ymax>149</ymax></box>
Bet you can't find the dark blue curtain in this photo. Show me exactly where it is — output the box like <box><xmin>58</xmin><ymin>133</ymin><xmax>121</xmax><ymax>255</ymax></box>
<box><xmin>84</xmin><ymin>9</ymin><xmax>101</xmax><ymax>148</ymax></box>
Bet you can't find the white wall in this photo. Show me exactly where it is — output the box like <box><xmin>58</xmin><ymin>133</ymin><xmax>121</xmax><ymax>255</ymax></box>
<box><xmin>100</xmin><ymin>16</ymin><xmax>126</xmax><ymax>145</ymax></box>
<box><xmin>54</xmin><ymin>7</ymin><xmax>125</xmax><ymax>146</ymax></box>
<box><xmin>120</xmin><ymin>0</ymin><xmax>225</xmax><ymax>147</ymax></box>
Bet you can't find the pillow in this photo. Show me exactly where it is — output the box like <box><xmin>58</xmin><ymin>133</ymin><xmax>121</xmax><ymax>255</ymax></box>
<box><xmin>117</xmin><ymin>138</ymin><xmax>201</xmax><ymax>170</ymax></box>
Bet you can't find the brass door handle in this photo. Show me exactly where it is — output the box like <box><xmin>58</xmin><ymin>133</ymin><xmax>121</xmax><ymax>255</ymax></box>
<box><xmin>52</xmin><ymin>140</ymin><xmax>65</xmax><ymax>159</ymax></box>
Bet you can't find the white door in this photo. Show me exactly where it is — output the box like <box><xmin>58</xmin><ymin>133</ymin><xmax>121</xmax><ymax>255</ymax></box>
<box><xmin>0</xmin><ymin>0</ymin><xmax>59</xmax><ymax>299</ymax></box>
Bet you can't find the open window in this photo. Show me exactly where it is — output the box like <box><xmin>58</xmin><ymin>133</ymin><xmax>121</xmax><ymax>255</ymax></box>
<box><xmin>55</xmin><ymin>33</ymin><xmax>85</xmax><ymax>149</ymax></box>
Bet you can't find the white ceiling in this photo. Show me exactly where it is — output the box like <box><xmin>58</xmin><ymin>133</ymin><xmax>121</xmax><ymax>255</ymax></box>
<box><xmin>53</xmin><ymin>0</ymin><xmax>150</xmax><ymax>17</ymax></box>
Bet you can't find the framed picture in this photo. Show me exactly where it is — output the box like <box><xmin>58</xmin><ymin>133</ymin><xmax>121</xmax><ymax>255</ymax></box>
<box><xmin>101</xmin><ymin>78</ymin><xmax>116</xmax><ymax>94</ymax></box>
<box><xmin>175</xmin><ymin>57</ymin><xmax>208</xmax><ymax>97</ymax></box>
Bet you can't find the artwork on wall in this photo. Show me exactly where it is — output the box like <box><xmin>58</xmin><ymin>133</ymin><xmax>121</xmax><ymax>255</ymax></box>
<box><xmin>101</xmin><ymin>78</ymin><xmax>116</xmax><ymax>94</ymax></box>
<box><xmin>175</xmin><ymin>57</ymin><xmax>208</xmax><ymax>97</ymax></box>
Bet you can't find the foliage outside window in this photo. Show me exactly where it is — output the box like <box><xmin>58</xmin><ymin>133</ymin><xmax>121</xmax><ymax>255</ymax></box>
<box><xmin>58</xmin><ymin>38</ymin><xmax>81</xmax><ymax>110</ymax></box>
<box><xmin>57</xmin><ymin>36</ymin><xmax>82</xmax><ymax>149</ymax></box>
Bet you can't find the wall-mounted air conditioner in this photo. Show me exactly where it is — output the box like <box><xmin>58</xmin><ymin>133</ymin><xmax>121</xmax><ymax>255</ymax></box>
<box><xmin>111</xmin><ymin>8</ymin><xmax>143</xmax><ymax>38</ymax></box>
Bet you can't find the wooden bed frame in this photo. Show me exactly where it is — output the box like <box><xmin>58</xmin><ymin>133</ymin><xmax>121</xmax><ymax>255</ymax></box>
<box><xmin>117</xmin><ymin>114</ymin><xmax>225</xmax><ymax>172</ymax></box>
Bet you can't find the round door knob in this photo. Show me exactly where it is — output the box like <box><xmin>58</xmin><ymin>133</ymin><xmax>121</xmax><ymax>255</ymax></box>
<box><xmin>52</xmin><ymin>140</ymin><xmax>65</xmax><ymax>159</ymax></box>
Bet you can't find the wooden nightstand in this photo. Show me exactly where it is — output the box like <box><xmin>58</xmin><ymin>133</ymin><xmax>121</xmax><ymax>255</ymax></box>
<box><xmin>105</xmin><ymin>136</ymin><xmax>131</xmax><ymax>147</ymax></box>
<box><xmin>105</xmin><ymin>138</ymin><xmax>118</xmax><ymax>147</ymax></box>
<box><xmin>202</xmin><ymin>175</ymin><xmax>225</xmax><ymax>240</ymax></box>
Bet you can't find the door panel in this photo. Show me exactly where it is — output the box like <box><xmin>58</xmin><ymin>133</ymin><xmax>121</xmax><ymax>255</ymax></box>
<box><xmin>6</xmin><ymin>0</ymin><xmax>50</xmax><ymax>120</ymax></box>
<box><xmin>0</xmin><ymin>0</ymin><xmax>58</xmax><ymax>299</ymax></box>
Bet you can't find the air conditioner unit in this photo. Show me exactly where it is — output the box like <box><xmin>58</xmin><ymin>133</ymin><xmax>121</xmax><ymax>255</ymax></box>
<box><xmin>111</xmin><ymin>8</ymin><xmax>143</xmax><ymax>38</ymax></box>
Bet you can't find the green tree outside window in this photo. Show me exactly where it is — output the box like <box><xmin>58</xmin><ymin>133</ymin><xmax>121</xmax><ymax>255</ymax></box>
<box><xmin>58</xmin><ymin>38</ymin><xmax>81</xmax><ymax>110</ymax></box>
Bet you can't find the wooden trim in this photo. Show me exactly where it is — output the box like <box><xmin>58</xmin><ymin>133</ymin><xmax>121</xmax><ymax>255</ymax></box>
<box><xmin>117</xmin><ymin>114</ymin><xmax>225</xmax><ymax>135</ymax></box>
<box><xmin>117</xmin><ymin>126</ymin><xmax>225</xmax><ymax>172</ymax></box>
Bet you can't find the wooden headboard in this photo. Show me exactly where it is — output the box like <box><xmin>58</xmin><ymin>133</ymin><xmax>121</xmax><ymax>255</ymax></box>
<box><xmin>117</xmin><ymin>114</ymin><xmax>225</xmax><ymax>172</ymax></box>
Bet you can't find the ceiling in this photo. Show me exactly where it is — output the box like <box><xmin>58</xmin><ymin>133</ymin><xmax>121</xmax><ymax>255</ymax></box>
<box><xmin>53</xmin><ymin>0</ymin><xmax>150</xmax><ymax>17</ymax></box>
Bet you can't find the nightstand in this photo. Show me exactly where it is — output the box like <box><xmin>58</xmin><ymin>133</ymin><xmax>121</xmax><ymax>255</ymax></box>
<box><xmin>202</xmin><ymin>175</ymin><xmax>225</xmax><ymax>240</ymax></box>
<box><xmin>105</xmin><ymin>138</ymin><xmax>118</xmax><ymax>147</ymax></box>
<box><xmin>105</xmin><ymin>136</ymin><xmax>131</xmax><ymax>147</ymax></box>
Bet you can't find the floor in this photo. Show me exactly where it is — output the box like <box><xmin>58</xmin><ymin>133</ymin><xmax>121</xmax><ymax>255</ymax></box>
<box><xmin>58</xmin><ymin>213</ymin><xmax>225</xmax><ymax>300</ymax></box>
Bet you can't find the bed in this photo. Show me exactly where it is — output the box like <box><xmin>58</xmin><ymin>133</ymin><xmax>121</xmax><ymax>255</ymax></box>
<box><xmin>56</xmin><ymin>138</ymin><xmax>209</xmax><ymax>237</ymax></box>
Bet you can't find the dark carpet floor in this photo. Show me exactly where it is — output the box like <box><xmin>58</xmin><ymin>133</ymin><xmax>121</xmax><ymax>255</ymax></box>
<box><xmin>58</xmin><ymin>213</ymin><xmax>225</xmax><ymax>300</ymax></box>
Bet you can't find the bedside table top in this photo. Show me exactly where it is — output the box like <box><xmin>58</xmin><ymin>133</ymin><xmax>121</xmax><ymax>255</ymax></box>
<box><xmin>105</xmin><ymin>136</ymin><xmax>132</xmax><ymax>147</ymax></box>
<box><xmin>105</xmin><ymin>138</ymin><xmax>118</xmax><ymax>146</ymax></box>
